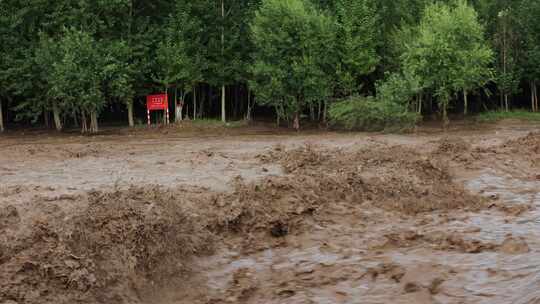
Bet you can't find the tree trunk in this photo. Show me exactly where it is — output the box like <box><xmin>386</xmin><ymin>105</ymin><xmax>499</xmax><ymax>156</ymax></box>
<box><xmin>72</xmin><ymin>110</ymin><xmax>79</xmax><ymax>127</ymax></box>
<box><xmin>176</xmin><ymin>94</ymin><xmax>183</xmax><ymax>123</ymax></box>
<box><xmin>244</xmin><ymin>88</ymin><xmax>248</xmax><ymax>119</ymax></box>
<box><xmin>322</xmin><ymin>100</ymin><xmax>328</xmax><ymax>123</ymax></box>
<box><xmin>532</xmin><ymin>82</ymin><xmax>535</xmax><ymax>112</ymax></box>
<box><xmin>193</xmin><ymin>83</ymin><xmax>197</xmax><ymax>120</ymax></box>
<box><xmin>174</xmin><ymin>86</ymin><xmax>178</xmax><ymax>122</ymax></box>
<box><xmin>233</xmin><ymin>85</ymin><xmax>239</xmax><ymax>119</ymax></box>
<box><xmin>175</xmin><ymin>87</ymin><xmax>184</xmax><ymax>123</ymax></box>
<box><xmin>293</xmin><ymin>112</ymin><xmax>300</xmax><ymax>131</ymax></box>
<box><xmin>246</xmin><ymin>89</ymin><xmax>252</xmax><ymax>121</ymax></box>
<box><xmin>463</xmin><ymin>90</ymin><xmax>468</xmax><ymax>115</ymax></box>
<box><xmin>52</xmin><ymin>101</ymin><xmax>62</xmax><ymax>131</ymax></box>
<box><xmin>532</xmin><ymin>81</ymin><xmax>538</xmax><ymax>113</ymax></box>
<box><xmin>177</xmin><ymin>104</ymin><xmax>183</xmax><ymax>122</ymax></box>
<box><xmin>127</xmin><ymin>100</ymin><xmax>134</xmax><ymax>127</ymax></box>
<box><xmin>417</xmin><ymin>94</ymin><xmax>422</xmax><ymax>114</ymax></box>
<box><xmin>199</xmin><ymin>86</ymin><xmax>205</xmax><ymax>119</ymax></box>
<box><xmin>275</xmin><ymin>106</ymin><xmax>280</xmax><ymax>127</ymax></box>
<box><xmin>90</xmin><ymin>110</ymin><xmax>99</xmax><ymax>133</ymax></box>
<box><xmin>502</xmin><ymin>15</ymin><xmax>508</xmax><ymax>113</ymax></box>
<box><xmin>442</xmin><ymin>97</ymin><xmax>449</xmax><ymax>129</ymax></box>
<box><xmin>44</xmin><ymin>109</ymin><xmax>50</xmax><ymax>128</ymax></box>
<box><xmin>534</xmin><ymin>82</ymin><xmax>538</xmax><ymax>112</ymax></box>
<box><xmin>220</xmin><ymin>0</ymin><xmax>226</xmax><ymax>123</ymax></box>
<box><xmin>221</xmin><ymin>85</ymin><xmax>226</xmax><ymax>123</ymax></box>
<box><xmin>0</xmin><ymin>100</ymin><xmax>4</xmax><ymax>133</ymax></box>
<box><xmin>81</xmin><ymin>112</ymin><xmax>88</xmax><ymax>133</ymax></box>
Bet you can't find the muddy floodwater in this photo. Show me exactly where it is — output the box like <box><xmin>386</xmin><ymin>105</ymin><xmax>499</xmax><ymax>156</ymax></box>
<box><xmin>1</xmin><ymin>121</ymin><xmax>540</xmax><ymax>304</ymax></box>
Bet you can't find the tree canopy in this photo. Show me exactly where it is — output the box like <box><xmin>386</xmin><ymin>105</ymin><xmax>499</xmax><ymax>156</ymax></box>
<box><xmin>402</xmin><ymin>0</ymin><xmax>493</xmax><ymax>124</ymax></box>
<box><xmin>250</xmin><ymin>0</ymin><xmax>335</xmax><ymax>129</ymax></box>
<box><xmin>0</xmin><ymin>0</ymin><xmax>539</xmax><ymax>132</ymax></box>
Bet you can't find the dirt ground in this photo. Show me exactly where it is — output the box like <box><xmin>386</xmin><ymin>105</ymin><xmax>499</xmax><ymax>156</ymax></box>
<box><xmin>1</xmin><ymin>120</ymin><xmax>540</xmax><ymax>304</ymax></box>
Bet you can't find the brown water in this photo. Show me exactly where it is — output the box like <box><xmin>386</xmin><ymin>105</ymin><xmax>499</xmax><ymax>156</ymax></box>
<box><xmin>2</xmin><ymin>122</ymin><xmax>539</xmax><ymax>304</ymax></box>
<box><xmin>155</xmin><ymin>168</ymin><xmax>540</xmax><ymax>304</ymax></box>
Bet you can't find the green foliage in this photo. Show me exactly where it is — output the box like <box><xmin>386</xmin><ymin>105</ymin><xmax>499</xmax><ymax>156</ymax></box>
<box><xmin>376</xmin><ymin>71</ymin><xmax>423</xmax><ymax>107</ymax></box>
<box><xmin>477</xmin><ymin>110</ymin><xmax>540</xmax><ymax>122</ymax></box>
<box><xmin>495</xmin><ymin>67</ymin><xmax>521</xmax><ymax>96</ymax></box>
<box><xmin>250</xmin><ymin>0</ymin><xmax>334</xmax><ymax>127</ymax></box>
<box><xmin>155</xmin><ymin>0</ymin><xmax>206</xmax><ymax>92</ymax></box>
<box><xmin>201</xmin><ymin>0</ymin><xmax>258</xmax><ymax>87</ymax></box>
<box><xmin>375</xmin><ymin>0</ymin><xmax>430</xmax><ymax>73</ymax></box>
<box><xmin>518</xmin><ymin>1</ymin><xmax>540</xmax><ymax>82</ymax></box>
<box><xmin>1</xmin><ymin>0</ymin><xmax>540</xmax><ymax>131</ymax></box>
<box><xmin>328</xmin><ymin>96</ymin><xmax>419</xmax><ymax>132</ymax></box>
<box><xmin>101</xmin><ymin>40</ymin><xmax>135</xmax><ymax>105</ymax></box>
<box><xmin>49</xmin><ymin>29</ymin><xmax>105</xmax><ymax>116</ymax></box>
<box><xmin>402</xmin><ymin>0</ymin><xmax>493</xmax><ymax>122</ymax></box>
<box><xmin>493</xmin><ymin>7</ymin><xmax>521</xmax><ymax>100</ymax></box>
<box><xmin>155</xmin><ymin>34</ymin><xmax>190</xmax><ymax>91</ymax></box>
<box><xmin>452</xmin><ymin>2</ymin><xmax>494</xmax><ymax>93</ymax></box>
<box><xmin>333</xmin><ymin>0</ymin><xmax>379</xmax><ymax>95</ymax></box>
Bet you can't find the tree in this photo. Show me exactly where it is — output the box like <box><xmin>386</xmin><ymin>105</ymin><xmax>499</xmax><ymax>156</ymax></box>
<box><xmin>0</xmin><ymin>99</ymin><xmax>3</xmax><ymax>132</ymax></box>
<box><xmin>250</xmin><ymin>0</ymin><xmax>334</xmax><ymax>130</ymax></box>
<box><xmin>333</xmin><ymin>0</ymin><xmax>379</xmax><ymax>96</ymax></box>
<box><xmin>0</xmin><ymin>0</ymin><xmax>41</xmax><ymax>131</ymax></box>
<box><xmin>195</xmin><ymin>0</ymin><xmax>260</xmax><ymax>122</ymax></box>
<box><xmin>156</xmin><ymin>1</ymin><xmax>207</xmax><ymax>122</ymax></box>
<box><xmin>230</xmin><ymin>0</ymin><xmax>260</xmax><ymax>121</ymax></box>
<box><xmin>374</xmin><ymin>0</ymin><xmax>429</xmax><ymax>74</ymax></box>
<box><xmin>376</xmin><ymin>70</ymin><xmax>424</xmax><ymax>114</ymax></box>
<box><xmin>2</xmin><ymin>0</ymin><xmax>539</xmax><ymax>131</ymax></box>
<box><xmin>452</xmin><ymin>1</ymin><xmax>494</xmax><ymax>115</ymax></box>
<box><xmin>403</xmin><ymin>0</ymin><xmax>492</xmax><ymax>126</ymax></box>
<box><xmin>102</xmin><ymin>41</ymin><xmax>136</xmax><ymax>126</ymax></box>
<box><xmin>155</xmin><ymin>35</ymin><xmax>186</xmax><ymax>124</ymax></box>
<box><xmin>34</xmin><ymin>34</ymin><xmax>64</xmax><ymax>131</ymax></box>
<box><xmin>518</xmin><ymin>0</ymin><xmax>540</xmax><ymax>112</ymax></box>
<box><xmin>0</xmin><ymin>0</ymin><xmax>13</xmax><ymax>132</ymax></box>
<box><xmin>471</xmin><ymin>0</ymin><xmax>522</xmax><ymax>112</ymax></box>
<box><xmin>48</xmin><ymin>28</ymin><xmax>105</xmax><ymax>133</ymax></box>
<box><xmin>495</xmin><ymin>8</ymin><xmax>520</xmax><ymax>112</ymax></box>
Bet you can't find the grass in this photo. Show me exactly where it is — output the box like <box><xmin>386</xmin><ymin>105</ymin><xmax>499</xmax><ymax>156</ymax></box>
<box><xmin>131</xmin><ymin>118</ymin><xmax>249</xmax><ymax>131</ymax></box>
<box><xmin>189</xmin><ymin>118</ymin><xmax>248</xmax><ymax>128</ymax></box>
<box><xmin>328</xmin><ymin>96</ymin><xmax>419</xmax><ymax>133</ymax></box>
<box><xmin>476</xmin><ymin>110</ymin><xmax>540</xmax><ymax>123</ymax></box>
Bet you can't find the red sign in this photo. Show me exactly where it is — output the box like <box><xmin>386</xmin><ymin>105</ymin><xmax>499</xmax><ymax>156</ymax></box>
<box><xmin>146</xmin><ymin>94</ymin><xmax>170</xmax><ymax>126</ymax></box>
<box><xmin>146</xmin><ymin>94</ymin><xmax>168</xmax><ymax>110</ymax></box>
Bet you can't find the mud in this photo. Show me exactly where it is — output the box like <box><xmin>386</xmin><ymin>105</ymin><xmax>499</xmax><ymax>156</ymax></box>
<box><xmin>0</xmin><ymin>186</ymin><xmax>214</xmax><ymax>303</ymax></box>
<box><xmin>1</xmin><ymin>121</ymin><xmax>540</xmax><ymax>303</ymax></box>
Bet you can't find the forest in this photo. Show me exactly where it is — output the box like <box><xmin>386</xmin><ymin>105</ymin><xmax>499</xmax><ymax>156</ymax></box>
<box><xmin>1</xmin><ymin>0</ymin><xmax>539</xmax><ymax>133</ymax></box>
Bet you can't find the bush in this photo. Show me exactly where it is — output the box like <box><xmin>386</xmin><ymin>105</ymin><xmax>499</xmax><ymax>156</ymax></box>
<box><xmin>328</xmin><ymin>96</ymin><xmax>419</xmax><ymax>132</ymax></box>
<box><xmin>376</xmin><ymin>72</ymin><xmax>422</xmax><ymax>107</ymax></box>
<box><xmin>476</xmin><ymin>110</ymin><xmax>540</xmax><ymax>122</ymax></box>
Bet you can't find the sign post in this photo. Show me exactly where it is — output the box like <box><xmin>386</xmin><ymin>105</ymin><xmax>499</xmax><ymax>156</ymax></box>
<box><xmin>146</xmin><ymin>94</ymin><xmax>169</xmax><ymax>126</ymax></box>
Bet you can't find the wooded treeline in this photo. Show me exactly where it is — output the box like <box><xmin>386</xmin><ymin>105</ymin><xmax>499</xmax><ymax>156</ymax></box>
<box><xmin>0</xmin><ymin>0</ymin><xmax>539</xmax><ymax>132</ymax></box>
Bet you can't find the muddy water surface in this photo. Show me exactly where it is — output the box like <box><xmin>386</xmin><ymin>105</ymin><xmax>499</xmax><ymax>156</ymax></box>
<box><xmin>2</xmin><ymin>122</ymin><xmax>540</xmax><ymax>304</ymax></box>
<box><xmin>150</xmin><ymin>170</ymin><xmax>540</xmax><ymax>304</ymax></box>
<box><xmin>157</xmin><ymin>146</ymin><xmax>540</xmax><ymax>303</ymax></box>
